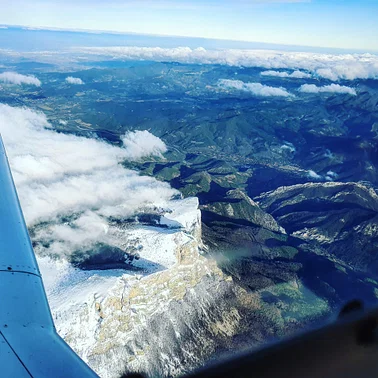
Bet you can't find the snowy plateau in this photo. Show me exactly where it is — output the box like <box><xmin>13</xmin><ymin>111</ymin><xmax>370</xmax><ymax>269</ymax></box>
<box><xmin>38</xmin><ymin>197</ymin><xmax>228</xmax><ymax>377</ymax></box>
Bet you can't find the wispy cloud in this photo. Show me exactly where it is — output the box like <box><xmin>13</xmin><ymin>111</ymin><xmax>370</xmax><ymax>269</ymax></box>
<box><xmin>307</xmin><ymin>170</ymin><xmax>322</xmax><ymax>180</ymax></box>
<box><xmin>0</xmin><ymin>71</ymin><xmax>41</xmax><ymax>86</ymax></box>
<box><xmin>65</xmin><ymin>76</ymin><xmax>84</xmax><ymax>84</ymax></box>
<box><xmin>218</xmin><ymin>79</ymin><xmax>293</xmax><ymax>97</ymax></box>
<box><xmin>261</xmin><ymin>70</ymin><xmax>311</xmax><ymax>79</ymax></box>
<box><xmin>299</xmin><ymin>83</ymin><xmax>357</xmax><ymax>95</ymax></box>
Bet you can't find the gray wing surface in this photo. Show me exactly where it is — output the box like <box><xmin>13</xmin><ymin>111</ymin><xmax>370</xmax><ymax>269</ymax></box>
<box><xmin>0</xmin><ymin>136</ymin><xmax>98</xmax><ymax>377</ymax></box>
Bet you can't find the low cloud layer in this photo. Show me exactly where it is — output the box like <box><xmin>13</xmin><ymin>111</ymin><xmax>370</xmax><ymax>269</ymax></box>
<box><xmin>299</xmin><ymin>83</ymin><xmax>357</xmax><ymax>95</ymax></box>
<box><xmin>77</xmin><ymin>46</ymin><xmax>378</xmax><ymax>81</ymax></box>
<box><xmin>261</xmin><ymin>70</ymin><xmax>311</xmax><ymax>79</ymax></box>
<box><xmin>218</xmin><ymin>79</ymin><xmax>292</xmax><ymax>97</ymax></box>
<box><xmin>0</xmin><ymin>71</ymin><xmax>41</xmax><ymax>86</ymax></box>
<box><xmin>122</xmin><ymin>130</ymin><xmax>167</xmax><ymax>160</ymax></box>
<box><xmin>0</xmin><ymin>104</ymin><xmax>175</xmax><ymax>259</ymax></box>
<box><xmin>65</xmin><ymin>76</ymin><xmax>84</xmax><ymax>85</ymax></box>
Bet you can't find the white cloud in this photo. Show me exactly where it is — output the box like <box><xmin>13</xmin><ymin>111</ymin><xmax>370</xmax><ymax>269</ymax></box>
<box><xmin>0</xmin><ymin>71</ymin><xmax>41</xmax><ymax>86</ymax></box>
<box><xmin>299</xmin><ymin>83</ymin><xmax>357</xmax><ymax>95</ymax></box>
<box><xmin>122</xmin><ymin>130</ymin><xmax>167</xmax><ymax>160</ymax></box>
<box><xmin>218</xmin><ymin>79</ymin><xmax>293</xmax><ymax>97</ymax></box>
<box><xmin>307</xmin><ymin>170</ymin><xmax>322</xmax><ymax>180</ymax></box>
<box><xmin>324</xmin><ymin>149</ymin><xmax>334</xmax><ymax>159</ymax></box>
<box><xmin>65</xmin><ymin>76</ymin><xmax>84</xmax><ymax>85</ymax></box>
<box><xmin>325</xmin><ymin>171</ymin><xmax>338</xmax><ymax>181</ymax></box>
<box><xmin>0</xmin><ymin>104</ymin><xmax>175</xmax><ymax>259</ymax></box>
<box><xmin>280</xmin><ymin>142</ymin><xmax>296</xmax><ymax>153</ymax></box>
<box><xmin>261</xmin><ymin>70</ymin><xmax>311</xmax><ymax>79</ymax></box>
<box><xmin>326</xmin><ymin>171</ymin><xmax>338</xmax><ymax>178</ymax></box>
<box><xmin>76</xmin><ymin>46</ymin><xmax>378</xmax><ymax>81</ymax></box>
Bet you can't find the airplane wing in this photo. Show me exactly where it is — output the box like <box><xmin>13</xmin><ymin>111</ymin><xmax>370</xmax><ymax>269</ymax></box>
<box><xmin>0</xmin><ymin>136</ymin><xmax>98</xmax><ymax>377</ymax></box>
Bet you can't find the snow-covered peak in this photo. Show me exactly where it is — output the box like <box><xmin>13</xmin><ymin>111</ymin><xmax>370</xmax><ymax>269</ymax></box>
<box><xmin>38</xmin><ymin>196</ymin><xmax>203</xmax><ymax>376</ymax></box>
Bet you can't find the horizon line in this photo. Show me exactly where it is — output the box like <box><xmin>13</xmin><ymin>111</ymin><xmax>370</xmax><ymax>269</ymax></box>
<box><xmin>1</xmin><ymin>23</ymin><xmax>377</xmax><ymax>55</ymax></box>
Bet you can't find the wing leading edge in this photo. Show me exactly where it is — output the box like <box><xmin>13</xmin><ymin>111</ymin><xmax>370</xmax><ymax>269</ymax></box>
<box><xmin>0</xmin><ymin>136</ymin><xmax>98</xmax><ymax>377</ymax></box>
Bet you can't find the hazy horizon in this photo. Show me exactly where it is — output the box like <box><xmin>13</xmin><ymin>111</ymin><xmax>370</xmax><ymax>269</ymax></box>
<box><xmin>1</xmin><ymin>0</ymin><xmax>377</xmax><ymax>52</ymax></box>
<box><xmin>0</xmin><ymin>24</ymin><xmax>377</xmax><ymax>55</ymax></box>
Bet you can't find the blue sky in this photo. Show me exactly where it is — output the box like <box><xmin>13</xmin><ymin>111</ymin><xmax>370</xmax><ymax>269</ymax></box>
<box><xmin>0</xmin><ymin>0</ymin><xmax>377</xmax><ymax>51</ymax></box>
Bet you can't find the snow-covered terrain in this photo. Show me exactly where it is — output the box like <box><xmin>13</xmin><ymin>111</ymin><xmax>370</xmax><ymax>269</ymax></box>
<box><xmin>37</xmin><ymin>197</ymin><xmax>204</xmax><ymax>377</ymax></box>
<box><xmin>41</xmin><ymin>197</ymin><xmax>200</xmax><ymax>306</ymax></box>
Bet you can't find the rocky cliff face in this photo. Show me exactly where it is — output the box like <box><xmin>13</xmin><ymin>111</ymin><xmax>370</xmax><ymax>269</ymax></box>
<box><xmin>45</xmin><ymin>197</ymin><xmax>207</xmax><ymax>375</ymax></box>
<box><xmin>47</xmin><ymin>196</ymin><xmax>331</xmax><ymax>378</ymax></box>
